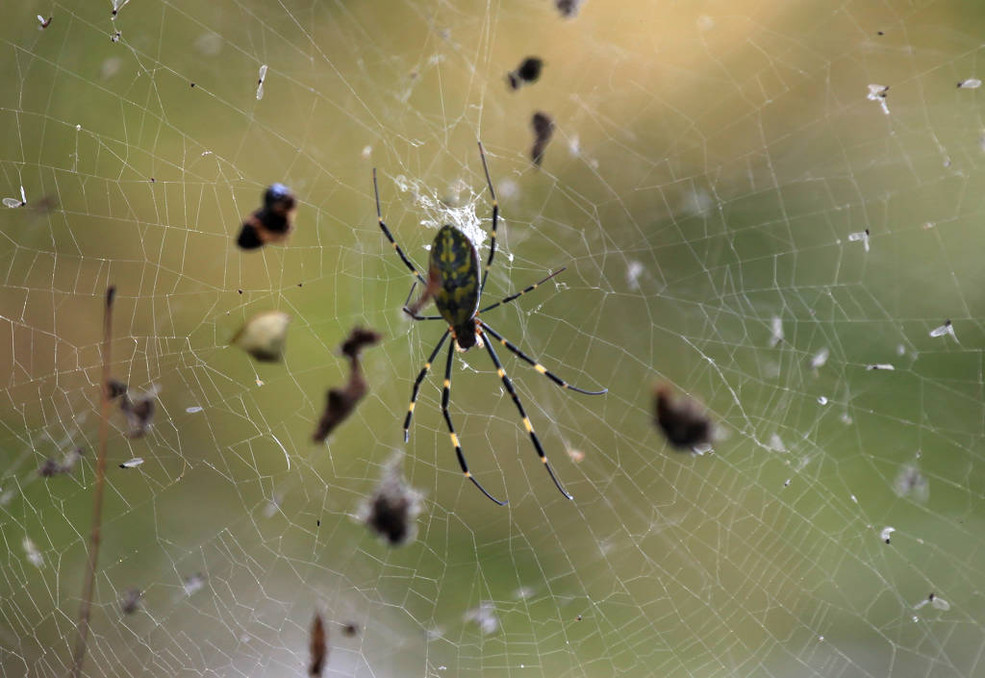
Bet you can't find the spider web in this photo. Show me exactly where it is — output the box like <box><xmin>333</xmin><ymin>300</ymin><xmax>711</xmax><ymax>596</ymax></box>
<box><xmin>2</xmin><ymin>1</ymin><xmax>984</xmax><ymax>676</ymax></box>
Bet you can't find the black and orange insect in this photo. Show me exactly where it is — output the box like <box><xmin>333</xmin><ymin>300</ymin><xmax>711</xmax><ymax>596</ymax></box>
<box><xmin>236</xmin><ymin>183</ymin><xmax>297</xmax><ymax>250</ymax></box>
<box><xmin>373</xmin><ymin>142</ymin><xmax>606</xmax><ymax>504</ymax></box>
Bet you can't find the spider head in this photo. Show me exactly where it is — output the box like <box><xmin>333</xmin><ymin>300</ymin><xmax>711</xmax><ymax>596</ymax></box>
<box><xmin>263</xmin><ymin>183</ymin><xmax>296</xmax><ymax>214</ymax></box>
<box><xmin>452</xmin><ymin>321</ymin><xmax>483</xmax><ymax>351</ymax></box>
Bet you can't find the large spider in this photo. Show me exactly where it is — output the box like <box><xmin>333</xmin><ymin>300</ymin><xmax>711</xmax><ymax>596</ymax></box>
<box><xmin>373</xmin><ymin>142</ymin><xmax>607</xmax><ymax>504</ymax></box>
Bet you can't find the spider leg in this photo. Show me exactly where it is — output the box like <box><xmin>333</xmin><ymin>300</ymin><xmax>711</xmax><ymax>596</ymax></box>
<box><xmin>479</xmin><ymin>322</ymin><xmax>607</xmax><ymax>396</ymax></box>
<box><xmin>477</xmin><ymin>141</ymin><xmax>498</xmax><ymax>295</ymax></box>
<box><xmin>402</xmin><ymin>282</ymin><xmax>442</xmax><ymax>320</ymax></box>
<box><xmin>373</xmin><ymin>168</ymin><xmax>427</xmax><ymax>285</ymax></box>
<box><xmin>479</xmin><ymin>327</ymin><xmax>573</xmax><ymax>500</ymax></box>
<box><xmin>441</xmin><ymin>338</ymin><xmax>506</xmax><ymax>505</ymax></box>
<box><xmin>478</xmin><ymin>268</ymin><xmax>566</xmax><ymax>314</ymax></box>
<box><xmin>403</xmin><ymin>308</ymin><xmax>444</xmax><ymax>321</ymax></box>
<box><xmin>403</xmin><ymin>329</ymin><xmax>450</xmax><ymax>441</ymax></box>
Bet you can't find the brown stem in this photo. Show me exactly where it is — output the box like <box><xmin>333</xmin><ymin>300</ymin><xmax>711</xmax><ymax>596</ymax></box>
<box><xmin>70</xmin><ymin>285</ymin><xmax>115</xmax><ymax>677</ymax></box>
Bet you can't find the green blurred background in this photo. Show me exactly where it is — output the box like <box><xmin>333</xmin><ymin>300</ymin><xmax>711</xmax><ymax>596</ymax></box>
<box><xmin>2</xmin><ymin>1</ymin><xmax>985</xmax><ymax>676</ymax></box>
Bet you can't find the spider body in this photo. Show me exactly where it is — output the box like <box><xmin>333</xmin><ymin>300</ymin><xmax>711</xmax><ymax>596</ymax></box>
<box><xmin>374</xmin><ymin>142</ymin><xmax>606</xmax><ymax>505</ymax></box>
<box><xmin>430</xmin><ymin>225</ymin><xmax>481</xmax><ymax>349</ymax></box>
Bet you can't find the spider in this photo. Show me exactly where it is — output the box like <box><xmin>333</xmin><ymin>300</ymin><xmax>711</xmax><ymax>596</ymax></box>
<box><xmin>373</xmin><ymin>141</ymin><xmax>607</xmax><ymax>505</ymax></box>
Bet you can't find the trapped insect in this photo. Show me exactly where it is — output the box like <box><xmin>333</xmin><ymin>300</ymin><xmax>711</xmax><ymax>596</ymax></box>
<box><xmin>3</xmin><ymin>185</ymin><xmax>27</xmax><ymax>208</ymax></box>
<box><xmin>107</xmin><ymin>379</ymin><xmax>157</xmax><ymax>438</ymax></box>
<box><xmin>256</xmin><ymin>64</ymin><xmax>268</xmax><ymax>100</ymax></box>
<box><xmin>653</xmin><ymin>384</ymin><xmax>713</xmax><ymax>450</ymax></box>
<box><xmin>236</xmin><ymin>183</ymin><xmax>297</xmax><ymax>250</ymax></box>
<box><xmin>373</xmin><ymin>142</ymin><xmax>606</xmax><ymax>504</ymax></box>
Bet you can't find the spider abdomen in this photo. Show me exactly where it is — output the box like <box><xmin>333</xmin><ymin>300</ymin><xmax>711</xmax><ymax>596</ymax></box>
<box><xmin>430</xmin><ymin>225</ymin><xmax>481</xmax><ymax>344</ymax></box>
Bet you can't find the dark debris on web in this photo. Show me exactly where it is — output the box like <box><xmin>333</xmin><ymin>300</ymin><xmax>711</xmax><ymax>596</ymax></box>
<box><xmin>309</xmin><ymin>612</ymin><xmax>328</xmax><ymax>677</ymax></box>
<box><xmin>108</xmin><ymin>379</ymin><xmax>157</xmax><ymax>438</ymax></box>
<box><xmin>312</xmin><ymin>327</ymin><xmax>382</xmax><ymax>443</ymax></box>
<box><xmin>507</xmin><ymin>57</ymin><xmax>544</xmax><ymax>90</ymax></box>
<box><xmin>119</xmin><ymin>588</ymin><xmax>142</xmax><ymax>615</ymax></box>
<box><xmin>38</xmin><ymin>447</ymin><xmax>84</xmax><ymax>477</ymax></box>
<box><xmin>530</xmin><ymin>111</ymin><xmax>555</xmax><ymax>166</ymax></box>
<box><xmin>360</xmin><ymin>460</ymin><xmax>423</xmax><ymax>547</ymax></box>
<box><xmin>555</xmin><ymin>0</ymin><xmax>585</xmax><ymax>18</ymax></box>
<box><xmin>653</xmin><ymin>384</ymin><xmax>713</xmax><ymax>451</ymax></box>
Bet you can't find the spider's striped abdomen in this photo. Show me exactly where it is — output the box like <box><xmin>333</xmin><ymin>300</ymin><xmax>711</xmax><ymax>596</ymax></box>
<box><xmin>430</xmin><ymin>225</ymin><xmax>480</xmax><ymax>348</ymax></box>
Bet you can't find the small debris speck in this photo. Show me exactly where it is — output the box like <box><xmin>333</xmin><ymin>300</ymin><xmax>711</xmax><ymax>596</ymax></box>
<box><xmin>880</xmin><ymin>526</ymin><xmax>895</xmax><ymax>544</ymax></box>
<box><xmin>848</xmin><ymin>228</ymin><xmax>870</xmax><ymax>252</ymax></box>
<box><xmin>120</xmin><ymin>588</ymin><xmax>142</xmax><ymax>614</ymax></box>
<box><xmin>555</xmin><ymin>0</ymin><xmax>585</xmax><ymax>18</ymax></box>
<box><xmin>183</xmin><ymin>572</ymin><xmax>206</xmax><ymax>596</ymax></box>
<box><xmin>810</xmin><ymin>347</ymin><xmax>829</xmax><ymax>369</ymax></box>
<box><xmin>359</xmin><ymin>458</ymin><xmax>423</xmax><ymax>547</ymax></box>
<box><xmin>768</xmin><ymin>315</ymin><xmax>783</xmax><ymax>347</ymax></box>
<box><xmin>256</xmin><ymin>64</ymin><xmax>268</xmax><ymax>100</ymax></box>
<box><xmin>23</xmin><ymin>536</ymin><xmax>43</xmax><ymax>568</ymax></box>
<box><xmin>894</xmin><ymin>464</ymin><xmax>929</xmax><ymax>503</ymax></box>
<box><xmin>866</xmin><ymin>84</ymin><xmax>890</xmax><ymax>114</ymax></box>
<box><xmin>465</xmin><ymin>601</ymin><xmax>499</xmax><ymax>635</ymax></box>
<box><xmin>929</xmin><ymin>320</ymin><xmax>956</xmax><ymax>341</ymax></box>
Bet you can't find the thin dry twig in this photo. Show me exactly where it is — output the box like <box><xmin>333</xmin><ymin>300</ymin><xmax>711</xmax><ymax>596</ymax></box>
<box><xmin>70</xmin><ymin>285</ymin><xmax>115</xmax><ymax>677</ymax></box>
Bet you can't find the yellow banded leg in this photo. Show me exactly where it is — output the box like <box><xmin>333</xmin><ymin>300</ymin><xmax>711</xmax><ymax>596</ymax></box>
<box><xmin>441</xmin><ymin>340</ymin><xmax>506</xmax><ymax>505</ymax></box>
<box><xmin>479</xmin><ymin>322</ymin><xmax>607</xmax><ymax>396</ymax></box>
<box><xmin>480</xmin><ymin>328</ymin><xmax>573</xmax><ymax>500</ymax></box>
<box><xmin>478</xmin><ymin>268</ymin><xmax>566</xmax><ymax>315</ymax></box>
<box><xmin>403</xmin><ymin>329</ymin><xmax>451</xmax><ymax>442</ymax></box>
<box><xmin>373</xmin><ymin>168</ymin><xmax>427</xmax><ymax>286</ymax></box>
